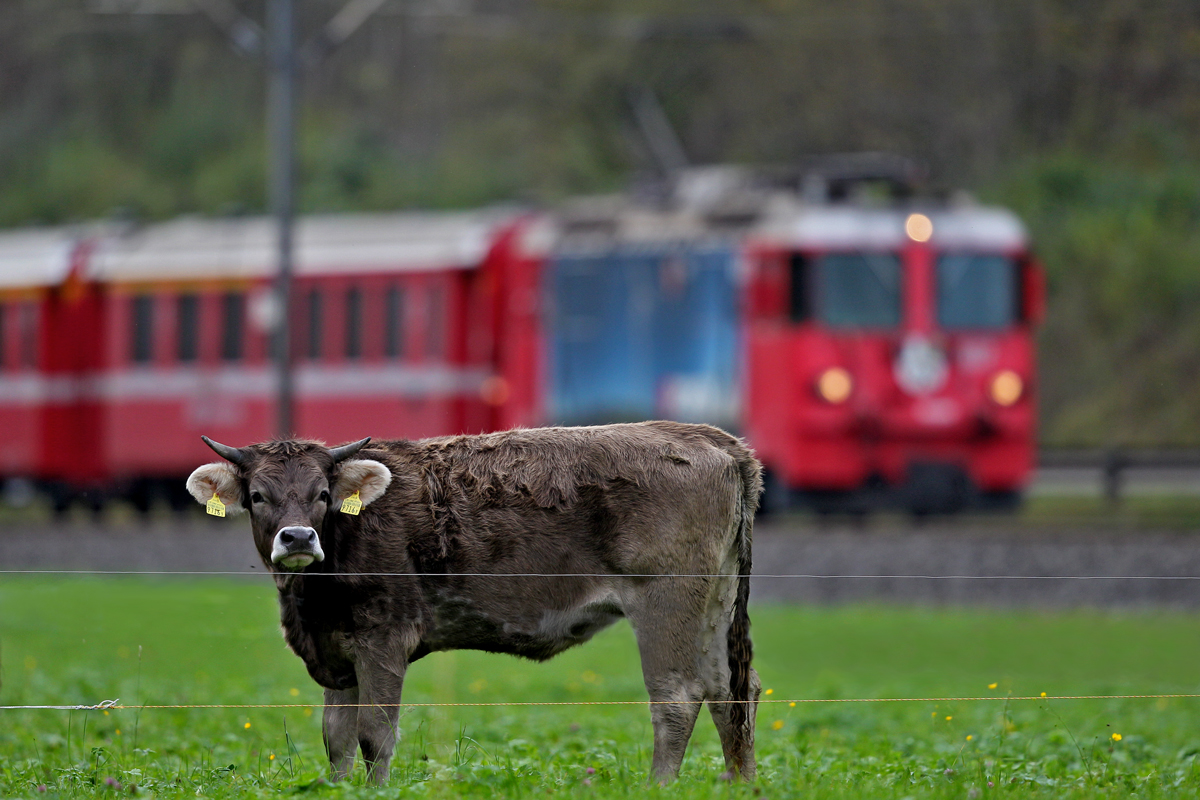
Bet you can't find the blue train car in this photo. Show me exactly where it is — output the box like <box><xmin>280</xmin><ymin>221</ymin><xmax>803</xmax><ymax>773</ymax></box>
<box><xmin>546</xmin><ymin>241</ymin><xmax>741</xmax><ymax>430</ymax></box>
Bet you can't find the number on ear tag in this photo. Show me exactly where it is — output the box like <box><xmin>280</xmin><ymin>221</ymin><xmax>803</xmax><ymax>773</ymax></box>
<box><xmin>340</xmin><ymin>491</ymin><xmax>362</xmax><ymax>516</ymax></box>
<box><xmin>206</xmin><ymin>492</ymin><xmax>226</xmax><ymax>517</ymax></box>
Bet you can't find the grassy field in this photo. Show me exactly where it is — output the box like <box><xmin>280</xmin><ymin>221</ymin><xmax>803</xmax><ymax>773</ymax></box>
<box><xmin>3</xmin><ymin>579</ymin><xmax>1200</xmax><ymax>798</ymax></box>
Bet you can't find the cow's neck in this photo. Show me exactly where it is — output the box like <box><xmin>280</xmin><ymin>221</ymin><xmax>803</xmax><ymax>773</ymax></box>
<box><xmin>276</xmin><ymin>572</ymin><xmax>358</xmax><ymax>690</ymax></box>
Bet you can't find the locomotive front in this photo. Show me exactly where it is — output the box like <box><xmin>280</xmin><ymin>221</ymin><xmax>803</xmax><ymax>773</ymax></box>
<box><xmin>745</xmin><ymin>203</ymin><xmax>1044</xmax><ymax>514</ymax></box>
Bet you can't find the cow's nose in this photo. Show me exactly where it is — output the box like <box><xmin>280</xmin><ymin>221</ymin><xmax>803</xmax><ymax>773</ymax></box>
<box><xmin>279</xmin><ymin>526</ymin><xmax>316</xmax><ymax>547</ymax></box>
<box><xmin>271</xmin><ymin>525</ymin><xmax>324</xmax><ymax>566</ymax></box>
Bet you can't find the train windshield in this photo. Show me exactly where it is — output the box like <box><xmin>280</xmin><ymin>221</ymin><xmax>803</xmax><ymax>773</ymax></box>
<box><xmin>815</xmin><ymin>253</ymin><xmax>902</xmax><ymax>328</ymax></box>
<box><xmin>937</xmin><ymin>254</ymin><xmax>1017</xmax><ymax>329</ymax></box>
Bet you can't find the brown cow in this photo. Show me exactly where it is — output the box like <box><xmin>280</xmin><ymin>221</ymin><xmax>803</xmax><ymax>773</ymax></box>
<box><xmin>186</xmin><ymin>420</ymin><xmax>762</xmax><ymax>784</ymax></box>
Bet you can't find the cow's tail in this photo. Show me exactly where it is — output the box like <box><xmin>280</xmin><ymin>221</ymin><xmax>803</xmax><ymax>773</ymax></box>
<box><xmin>726</xmin><ymin>441</ymin><xmax>762</xmax><ymax>771</ymax></box>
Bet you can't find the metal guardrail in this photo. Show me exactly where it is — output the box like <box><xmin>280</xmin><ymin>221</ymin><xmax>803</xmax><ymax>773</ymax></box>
<box><xmin>1038</xmin><ymin>449</ymin><xmax>1200</xmax><ymax>502</ymax></box>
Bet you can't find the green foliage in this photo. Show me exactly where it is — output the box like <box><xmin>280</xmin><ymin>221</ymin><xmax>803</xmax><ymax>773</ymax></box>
<box><xmin>988</xmin><ymin>150</ymin><xmax>1200</xmax><ymax>447</ymax></box>
<box><xmin>5</xmin><ymin>578</ymin><xmax>1200</xmax><ymax>797</ymax></box>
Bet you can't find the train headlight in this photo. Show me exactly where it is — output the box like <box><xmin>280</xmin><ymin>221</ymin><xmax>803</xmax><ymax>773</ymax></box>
<box><xmin>816</xmin><ymin>367</ymin><xmax>853</xmax><ymax>404</ymax></box>
<box><xmin>905</xmin><ymin>213</ymin><xmax>934</xmax><ymax>243</ymax></box>
<box><xmin>990</xmin><ymin>370</ymin><xmax>1023</xmax><ymax>406</ymax></box>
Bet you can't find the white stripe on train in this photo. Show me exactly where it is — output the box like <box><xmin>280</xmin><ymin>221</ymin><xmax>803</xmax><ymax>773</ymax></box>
<box><xmin>0</xmin><ymin>364</ymin><xmax>491</xmax><ymax>405</ymax></box>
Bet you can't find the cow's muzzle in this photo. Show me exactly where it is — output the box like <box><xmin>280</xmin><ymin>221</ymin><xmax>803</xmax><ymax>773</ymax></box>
<box><xmin>271</xmin><ymin>526</ymin><xmax>325</xmax><ymax>570</ymax></box>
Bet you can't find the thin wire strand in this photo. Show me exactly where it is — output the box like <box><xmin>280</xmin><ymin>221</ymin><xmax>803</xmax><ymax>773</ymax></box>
<box><xmin>5</xmin><ymin>694</ymin><xmax>1200</xmax><ymax>712</ymax></box>
<box><xmin>2</xmin><ymin>570</ymin><xmax>1199</xmax><ymax>580</ymax></box>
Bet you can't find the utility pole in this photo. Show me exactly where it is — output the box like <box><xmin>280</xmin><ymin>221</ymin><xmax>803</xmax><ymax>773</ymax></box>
<box><xmin>91</xmin><ymin>0</ymin><xmax>386</xmax><ymax>440</ymax></box>
<box><xmin>267</xmin><ymin>0</ymin><xmax>297</xmax><ymax>438</ymax></box>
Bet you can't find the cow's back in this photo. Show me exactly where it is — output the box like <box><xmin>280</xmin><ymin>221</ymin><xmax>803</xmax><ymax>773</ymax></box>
<box><xmin>367</xmin><ymin>420</ymin><xmax>754</xmax><ymax>577</ymax></box>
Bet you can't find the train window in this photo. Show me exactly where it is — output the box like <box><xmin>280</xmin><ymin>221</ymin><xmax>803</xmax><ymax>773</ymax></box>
<box><xmin>937</xmin><ymin>254</ymin><xmax>1017</xmax><ymax>330</ymax></box>
<box><xmin>307</xmin><ymin>289</ymin><xmax>322</xmax><ymax>360</ymax></box>
<box><xmin>221</xmin><ymin>292</ymin><xmax>245</xmax><ymax>361</ymax></box>
<box><xmin>426</xmin><ymin>286</ymin><xmax>444</xmax><ymax>359</ymax></box>
<box><xmin>345</xmin><ymin>287</ymin><xmax>362</xmax><ymax>359</ymax></box>
<box><xmin>788</xmin><ymin>253</ymin><xmax>812</xmax><ymax>322</ymax></box>
<box><xmin>384</xmin><ymin>285</ymin><xmax>405</xmax><ymax>358</ymax></box>
<box><xmin>177</xmin><ymin>294</ymin><xmax>199</xmax><ymax>362</ymax></box>
<box><xmin>131</xmin><ymin>295</ymin><xmax>154</xmax><ymax>363</ymax></box>
<box><xmin>815</xmin><ymin>253</ymin><xmax>901</xmax><ymax>328</ymax></box>
<box><xmin>19</xmin><ymin>303</ymin><xmax>36</xmax><ymax>367</ymax></box>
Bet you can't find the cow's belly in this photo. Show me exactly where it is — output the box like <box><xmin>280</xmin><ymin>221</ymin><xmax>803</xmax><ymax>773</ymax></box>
<box><xmin>421</xmin><ymin>589</ymin><xmax>624</xmax><ymax>661</ymax></box>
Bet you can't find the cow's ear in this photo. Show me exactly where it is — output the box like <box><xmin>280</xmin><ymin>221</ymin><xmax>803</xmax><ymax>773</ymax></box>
<box><xmin>186</xmin><ymin>462</ymin><xmax>246</xmax><ymax>515</ymax></box>
<box><xmin>333</xmin><ymin>459</ymin><xmax>392</xmax><ymax>509</ymax></box>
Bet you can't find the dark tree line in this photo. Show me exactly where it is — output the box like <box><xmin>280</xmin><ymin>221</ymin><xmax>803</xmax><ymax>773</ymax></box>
<box><xmin>2</xmin><ymin>0</ymin><xmax>1200</xmax><ymax>446</ymax></box>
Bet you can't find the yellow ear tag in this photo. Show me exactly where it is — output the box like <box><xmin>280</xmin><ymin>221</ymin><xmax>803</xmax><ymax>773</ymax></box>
<box><xmin>206</xmin><ymin>492</ymin><xmax>226</xmax><ymax>518</ymax></box>
<box><xmin>340</xmin><ymin>491</ymin><xmax>362</xmax><ymax>516</ymax></box>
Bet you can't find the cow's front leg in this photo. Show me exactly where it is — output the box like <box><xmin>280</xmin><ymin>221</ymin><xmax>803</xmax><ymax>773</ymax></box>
<box><xmin>356</xmin><ymin>659</ymin><xmax>407</xmax><ymax>784</ymax></box>
<box><xmin>322</xmin><ymin>687</ymin><xmax>359</xmax><ymax>781</ymax></box>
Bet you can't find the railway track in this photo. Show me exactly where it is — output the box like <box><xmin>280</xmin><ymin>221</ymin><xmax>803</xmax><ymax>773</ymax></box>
<box><xmin>3</xmin><ymin>513</ymin><xmax>1200</xmax><ymax>608</ymax></box>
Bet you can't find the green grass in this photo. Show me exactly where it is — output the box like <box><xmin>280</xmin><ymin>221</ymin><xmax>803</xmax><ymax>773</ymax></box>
<box><xmin>4</xmin><ymin>579</ymin><xmax>1200</xmax><ymax>798</ymax></box>
<box><xmin>1020</xmin><ymin>494</ymin><xmax>1200</xmax><ymax>531</ymax></box>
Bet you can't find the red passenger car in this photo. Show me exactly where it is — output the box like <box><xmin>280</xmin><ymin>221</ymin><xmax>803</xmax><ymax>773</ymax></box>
<box><xmin>744</xmin><ymin>203</ymin><xmax>1044</xmax><ymax>513</ymax></box>
<box><xmin>0</xmin><ymin>227</ymin><xmax>90</xmax><ymax>497</ymax></box>
<box><xmin>0</xmin><ymin>211</ymin><xmax>542</xmax><ymax>512</ymax></box>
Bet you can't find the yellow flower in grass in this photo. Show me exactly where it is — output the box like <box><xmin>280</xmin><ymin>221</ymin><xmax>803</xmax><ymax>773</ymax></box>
<box><xmin>789</xmin><ymin>702</ymin><xmax>796</xmax><ymax>708</ymax></box>
<box><xmin>289</xmin><ymin>688</ymin><xmax>300</xmax><ymax>697</ymax></box>
<box><xmin>771</xmin><ymin>720</ymin><xmax>784</xmax><ymax>731</ymax></box>
<box><xmin>1112</xmin><ymin>733</ymin><xmax>1122</xmax><ymax>742</ymax></box>
<box><xmin>966</xmin><ymin>735</ymin><xmax>973</xmax><ymax>741</ymax></box>
<box><xmin>244</xmin><ymin>722</ymin><xmax>251</xmax><ymax>729</ymax></box>
<box><xmin>764</xmin><ymin>689</ymin><xmax>773</xmax><ymax>696</ymax></box>
<box><xmin>988</xmin><ymin>683</ymin><xmax>997</xmax><ymax>690</ymax></box>
<box><xmin>269</xmin><ymin>754</ymin><xmax>276</xmax><ymax>761</ymax></box>
<box><xmin>945</xmin><ymin>716</ymin><xmax>952</xmax><ymax>721</ymax></box>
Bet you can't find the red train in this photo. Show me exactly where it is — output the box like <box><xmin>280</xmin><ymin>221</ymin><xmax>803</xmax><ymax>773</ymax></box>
<box><xmin>0</xmin><ymin>167</ymin><xmax>1041</xmax><ymax>514</ymax></box>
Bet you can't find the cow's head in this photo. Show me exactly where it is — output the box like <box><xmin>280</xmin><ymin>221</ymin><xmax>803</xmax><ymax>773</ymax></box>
<box><xmin>186</xmin><ymin>437</ymin><xmax>392</xmax><ymax>571</ymax></box>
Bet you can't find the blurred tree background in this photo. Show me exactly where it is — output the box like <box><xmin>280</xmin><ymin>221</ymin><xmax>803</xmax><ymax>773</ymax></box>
<box><xmin>2</xmin><ymin>0</ymin><xmax>1199</xmax><ymax>447</ymax></box>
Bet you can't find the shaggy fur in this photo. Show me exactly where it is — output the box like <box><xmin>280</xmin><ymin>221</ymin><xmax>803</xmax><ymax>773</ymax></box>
<box><xmin>188</xmin><ymin>420</ymin><xmax>762</xmax><ymax>784</ymax></box>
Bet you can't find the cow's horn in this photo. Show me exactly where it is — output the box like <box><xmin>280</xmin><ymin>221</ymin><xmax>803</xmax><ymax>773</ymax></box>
<box><xmin>201</xmin><ymin>436</ymin><xmax>249</xmax><ymax>466</ymax></box>
<box><xmin>329</xmin><ymin>437</ymin><xmax>371</xmax><ymax>463</ymax></box>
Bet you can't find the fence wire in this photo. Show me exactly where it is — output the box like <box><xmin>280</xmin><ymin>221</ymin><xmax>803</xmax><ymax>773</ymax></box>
<box><xmin>6</xmin><ymin>694</ymin><xmax>1200</xmax><ymax>713</ymax></box>
<box><xmin>3</xmin><ymin>570</ymin><xmax>1200</xmax><ymax>580</ymax></box>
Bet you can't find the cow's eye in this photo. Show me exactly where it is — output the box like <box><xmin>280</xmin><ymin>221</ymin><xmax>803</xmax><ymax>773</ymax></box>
<box><xmin>250</xmin><ymin>491</ymin><xmax>265</xmax><ymax>504</ymax></box>
<box><xmin>319</xmin><ymin>490</ymin><xmax>331</xmax><ymax>504</ymax></box>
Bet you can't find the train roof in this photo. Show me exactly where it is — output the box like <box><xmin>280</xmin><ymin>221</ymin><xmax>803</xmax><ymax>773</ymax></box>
<box><xmin>89</xmin><ymin>209</ymin><xmax>522</xmax><ymax>283</ymax></box>
<box><xmin>755</xmin><ymin>203</ymin><xmax>1029</xmax><ymax>251</ymax></box>
<box><xmin>0</xmin><ymin>226</ymin><xmax>82</xmax><ymax>289</ymax></box>
<box><xmin>549</xmin><ymin>164</ymin><xmax>1030</xmax><ymax>253</ymax></box>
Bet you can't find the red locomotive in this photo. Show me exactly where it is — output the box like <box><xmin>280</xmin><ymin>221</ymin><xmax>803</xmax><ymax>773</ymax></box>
<box><xmin>544</xmin><ymin>164</ymin><xmax>1044</xmax><ymax>514</ymax></box>
<box><xmin>0</xmin><ymin>163</ymin><xmax>1041</xmax><ymax>515</ymax></box>
<box><xmin>744</xmin><ymin>201</ymin><xmax>1044</xmax><ymax>513</ymax></box>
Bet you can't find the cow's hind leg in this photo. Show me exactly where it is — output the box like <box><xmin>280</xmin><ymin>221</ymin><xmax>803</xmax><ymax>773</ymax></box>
<box><xmin>700</xmin><ymin>572</ymin><xmax>760</xmax><ymax>780</ymax></box>
<box><xmin>323</xmin><ymin>687</ymin><xmax>359</xmax><ymax>781</ymax></box>
<box><xmin>708</xmin><ymin>666</ymin><xmax>761</xmax><ymax>780</ymax></box>
<box><xmin>627</xmin><ymin>583</ymin><xmax>709</xmax><ymax>783</ymax></box>
<box><xmin>644</xmin><ymin>669</ymin><xmax>706</xmax><ymax>783</ymax></box>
